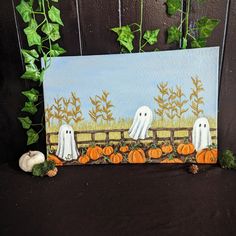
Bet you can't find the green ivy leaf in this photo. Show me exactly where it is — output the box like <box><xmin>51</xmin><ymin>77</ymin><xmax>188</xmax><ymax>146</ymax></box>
<box><xmin>49</xmin><ymin>43</ymin><xmax>66</xmax><ymax>56</ymax></box>
<box><xmin>51</xmin><ymin>0</ymin><xmax>59</xmax><ymax>2</ymax></box>
<box><xmin>166</xmin><ymin>0</ymin><xmax>181</xmax><ymax>15</ymax></box>
<box><xmin>22</xmin><ymin>88</ymin><xmax>39</xmax><ymax>102</ymax></box>
<box><xmin>27</xmin><ymin>128</ymin><xmax>39</xmax><ymax>145</ymax></box>
<box><xmin>111</xmin><ymin>25</ymin><xmax>134</xmax><ymax>52</ymax></box>
<box><xmin>41</xmin><ymin>23</ymin><xmax>60</xmax><ymax>41</ymax></box>
<box><xmin>191</xmin><ymin>38</ymin><xmax>207</xmax><ymax>48</ymax></box>
<box><xmin>21</xmin><ymin>63</ymin><xmax>40</xmax><ymax>81</ymax></box>
<box><xmin>21</xmin><ymin>101</ymin><xmax>38</xmax><ymax>115</ymax></box>
<box><xmin>24</xmin><ymin>19</ymin><xmax>41</xmax><ymax>46</ymax></box>
<box><xmin>196</xmin><ymin>17</ymin><xmax>220</xmax><ymax>39</ymax></box>
<box><xmin>167</xmin><ymin>26</ymin><xmax>181</xmax><ymax>44</ymax></box>
<box><xmin>48</xmin><ymin>6</ymin><xmax>64</xmax><ymax>26</ymax></box>
<box><xmin>16</xmin><ymin>0</ymin><xmax>32</xmax><ymax>23</ymax></box>
<box><xmin>21</xmin><ymin>49</ymin><xmax>39</xmax><ymax>64</ymax></box>
<box><xmin>18</xmin><ymin>116</ymin><xmax>32</xmax><ymax>129</ymax></box>
<box><xmin>143</xmin><ymin>29</ymin><xmax>160</xmax><ymax>45</ymax></box>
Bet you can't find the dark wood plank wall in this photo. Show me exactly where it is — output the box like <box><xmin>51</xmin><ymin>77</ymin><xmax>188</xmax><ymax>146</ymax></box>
<box><xmin>0</xmin><ymin>0</ymin><xmax>234</xmax><ymax>163</ymax></box>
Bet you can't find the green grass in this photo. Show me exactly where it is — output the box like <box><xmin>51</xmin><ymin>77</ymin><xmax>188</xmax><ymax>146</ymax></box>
<box><xmin>47</xmin><ymin>116</ymin><xmax>217</xmax><ymax>148</ymax></box>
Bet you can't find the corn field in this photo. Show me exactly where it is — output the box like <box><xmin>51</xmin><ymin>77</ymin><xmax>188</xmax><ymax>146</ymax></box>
<box><xmin>154</xmin><ymin>76</ymin><xmax>205</xmax><ymax>121</ymax></box>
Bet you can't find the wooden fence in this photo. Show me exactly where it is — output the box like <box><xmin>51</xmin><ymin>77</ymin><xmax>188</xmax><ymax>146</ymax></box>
<box><xmin>46</xmin><ymin>127</ymin><xmax>217</xmax><ymax>149</ymax></box>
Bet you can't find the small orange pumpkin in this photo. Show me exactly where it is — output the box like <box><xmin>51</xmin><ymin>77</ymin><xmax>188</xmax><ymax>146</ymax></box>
<box><xmin>78</xmin><ymin>154</ymin><xmax>90</xmax><ymax>164</ymax></box>
<box><xmin>103</xmin><ymin>146</ymin><xmax>114</xmax><ymax>156</ymax></box>
<box><xmin>177</xmin><ymin>142</ymin><xmax>195</xmax><ymax>155</ymax></box>
<box><xmin>128</xmin><ymin>149</ymin><xmax>146</xmax><ymax>164</ymax></box>
<box><xmin>161</xmin><ymin>157</ymin><xmax>183</xmax><ymax>163</ymax></box>
<box><xmin>87</xmin><ymin>146</ymin><xmax>103</xmax><ymax>160</ymax></box>
<box><xmin>148</xmin><ymin>148</ymin><xmax>162</xmax><ymax>159</ymax></box>
<box><xmin>47</xmin><ymin>154</ymin><xmax>63</xmax><ymax>166</ymax></box>
<box><xmin>196</xmin><ymin>147</ymin><xmax>218</xmax><ymax>164</ymax></box>
<box><xmin>161</xmin><ymin>143</ymin><xmax>173</xmax><ymax>154</ymax></box>
<box><xmin>119</xmin><ymin>145</ymin><xmax>129</xmax><ymax>153</ymax></box>
<box><xmin>110</xmin><ymin>153</ymin><xmax>123</xmax><ymax>164</ymax></box>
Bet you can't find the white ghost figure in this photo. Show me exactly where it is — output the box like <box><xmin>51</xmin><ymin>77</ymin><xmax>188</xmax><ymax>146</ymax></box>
<box><xmin>128</xmin><ymin>106</ymin><xmax>153</xmax><ymax>140</ymax></box>
<box><xmin>192</xmin><ymin>117</ymin><xmax>212</xmax><ymax>151</ymax></box>
<box><xmin>56</xmin><ymin>124</ymin><xmax>79</xmax><ymax>161</ymax></box>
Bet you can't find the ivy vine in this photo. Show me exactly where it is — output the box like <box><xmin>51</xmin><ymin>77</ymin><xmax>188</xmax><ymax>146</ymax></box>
<box><xmin>111</xmin><ymin>0</ymin><xmax>160</xmax><ymax>53</ymax></box>
<box><xmin>111</xmin><ymin>0</ymin><xmax>220</xmax><ymax>52</ymax></box>
<box><xmin>16</xmin><ymin>0</ymin><xmax>66</xmax><ymax>145</ymax></box>
<box><xmin>166</xmin><ymin>0</ymin><xmax>220</xmax><ymax>49</ymax></box>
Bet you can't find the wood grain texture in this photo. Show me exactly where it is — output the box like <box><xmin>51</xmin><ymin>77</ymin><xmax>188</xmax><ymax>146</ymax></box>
<box><xmin>121</xmin><ymin>0</ymin><xmax>183</xmax><ymax>51</ymax></box>
<box><xmin>218</xmin><ymin>0</ymin><xmax>236</xmax><ymax>152</ymax></box>
<box><xmin>56</xmin><ymin>0</ymin><xmax>81</xmax><ymax>55</ymax></box>
<box><xmin>0</xmin><ymin>1</ymin><xmax>29</xmax><ymax>163</ymax></box>
<box><xmin>78</xmin><ymin>0</ymin><xmax>120</xmax><ymax>55</ymax></box>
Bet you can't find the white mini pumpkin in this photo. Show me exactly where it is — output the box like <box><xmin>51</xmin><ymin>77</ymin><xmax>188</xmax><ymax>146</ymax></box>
<box><xmin>19</xmin><ymin>151</ymin><xmax>45</xmax><ymax>172</ymax></box>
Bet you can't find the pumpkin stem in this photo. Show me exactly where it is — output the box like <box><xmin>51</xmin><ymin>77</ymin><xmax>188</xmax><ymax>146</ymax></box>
<box><xmin>208</xmin><ymin>143</ymin><xmax>217</xmax><ymax>149</ymax></box>
<box><xmin>167</xmin><ymin>153</ymin><xmax>175</xmax><ymax>160</ymax></box>
<box><xmin>150</xmin><ymin>142</ymin><xmax>157</xmax><ymax>149</ymax></box>
<box><xmin>114</xmin><ymin>147</ymin><xmax>119</xmax><ymax>154</ymax></box>
<box><xmin>81</xmin><ymin>148</ymin><xmax>86</xmax><ymax>156</ymax></box>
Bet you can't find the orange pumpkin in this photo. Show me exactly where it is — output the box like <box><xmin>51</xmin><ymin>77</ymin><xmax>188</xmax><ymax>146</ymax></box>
<box><xmin>119</xmin><ymin>145</ymin><xmax>129</xmax><ymax>153</ymax></box>
<box><xmin>87</xmin><ymin>146</ymin><xmax>103</xmax><ymax>160</ymax></box>
<box><xmin>196</xmin><ymin>148</ymin><xmax>218</xmax><ymax>164</ymax></box>
<box><xmin>48</xmin><ymin>154</ymin><xmax>63</xmax><ymax>166</ymax></box>
<box><xmin>161</xmin><ymin>158</ymin><xmax>183</xmax><ymax>163</ymax></box>
<box><xmin>110</xmin><ymin>153</ymin><xmax>123</xmax><ymax>164</ymax></box>
<box><xmin>177</xmin><ymin>142</ymin><xmax>195</xmax><ymax>155</ymax></box>
<box><xmin>103</xmin><ymin>146</ymin><xmax>114</xmax><ymax>156</ymax></box>
<box><xmin>128</xmin><ymin>149</ymin><xmax>146</xmax><ymax>163</ymax></box>
<box><xmin>161</xmin><ymin>143</ymin><xmax>173</xmax><ymax>154</ymax></box>
<box><xmin>78</xmin><ymin>154</ymin><xmax>90</xmax><ymax>164</ymax></box>
<box><xmin>148</xmin><ymin>148</ymin><xmax>162</xmax><ymax>159</ymax></box>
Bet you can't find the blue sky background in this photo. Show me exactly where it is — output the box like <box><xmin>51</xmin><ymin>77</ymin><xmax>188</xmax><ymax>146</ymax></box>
<box><xmin>43</xmin><ymin>47</ymin><xmax>219</xmax><ymax>121</ymax></box>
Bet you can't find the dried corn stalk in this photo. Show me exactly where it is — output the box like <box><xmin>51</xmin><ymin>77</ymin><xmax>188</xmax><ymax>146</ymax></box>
<box><xmin>89</xmin><ymin>96</ymin><xmax>102</xmax><ymax>123</ymax></box>
<box><xmin>53</xmin><ymin>98</ymin><xmax>64</xmax><ymax>126</ymax></box>
<box><xmin>70</xmin><ymin>92</ymin><xmax>83</xmax><ymax>124</ymax></box>
<box><xmin>154</xmin><ymin>82</ymin><xmax>169</xmax><ymax>121</ymax></box>
<box><xmin>98</xmin><ymin>91</ymin><xmax>114</xmax><ymax>122</ymax></box>
<box><xmin>62</xmin><ymin>98</ymin><xmax>72</xmax><ymax>124</ymax></box>
<box><xmin>175</xmin><ymin>86</ymin><xmax>188</xmax><ymax>119</ymax></box>
<box><xmin>45</xmin><ymin>104</ymin><xmax>54</xmax><ymax>128</ymax></box>
<box><xmin>190</xmin><ymin>76</ymin><xmax>204</xmax><ymax>117</ymax></box>
<box><xmin>166</xmin><ymin>87</ymin><xmax>177</xmax><ymax>121</ymax></box>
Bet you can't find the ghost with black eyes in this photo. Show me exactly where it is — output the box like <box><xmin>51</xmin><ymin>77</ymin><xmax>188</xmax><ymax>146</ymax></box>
<box><xmin>128</xmin><ymin>106</ymin><xmax>153</xmax><ymax>140</ymax></box>
<box><xmin>192</xmin><ymin>117</ymin><xmax>212</xmax><ymax>151</ymax></box>
<box><xmin>56</xmin><ymin>124</ymin><xmax>79</xmax><ymax>161</ymax></box>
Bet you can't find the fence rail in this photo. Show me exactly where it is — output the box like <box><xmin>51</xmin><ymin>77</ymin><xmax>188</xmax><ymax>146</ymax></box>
<box><xmin>46</xmin><ymin>127</ymin><xmax>217</xmax><ymax>148</ymax></box>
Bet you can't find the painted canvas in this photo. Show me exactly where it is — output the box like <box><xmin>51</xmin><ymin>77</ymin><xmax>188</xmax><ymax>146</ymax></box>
<box><xmin>43</xmin><ymin>47</ymin><xmax>219</xmax><ymax>165</ymax></box>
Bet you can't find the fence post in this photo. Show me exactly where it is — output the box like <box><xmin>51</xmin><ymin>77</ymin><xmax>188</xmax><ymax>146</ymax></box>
<box><xmin>46</xmin><ymin>133</ymin><xmax>51</xmax><ymax>151</ymax></box>
<box><xmin>188</xmin><ymin>129</ymin><xmax>192</xmax><ymax>142</ymax></box>
<box><xmin>105</xmin><ymin>131</ymin><xmax>109</xmax><ymax>144</ymax></box>
<box><xmin>120</xmin><ymin>130</ymin><xmax>124</xmax><ymax>140</ymax></box>
<box><xmin>91</xmin><ymin>132</ymin><xmax>95</xmax><ymax>142</ymax></box>
<box><xmin>170</xmin><ymin>130</ymin><xmax>174</xmax><ymax>145</ymax></box>
<box><xmin>152</xmin><ymin>130</ymin><xmax>157</xmax><ymax>142</ymax></box>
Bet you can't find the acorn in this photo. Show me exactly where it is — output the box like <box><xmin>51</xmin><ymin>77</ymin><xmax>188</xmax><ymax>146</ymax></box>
<box><xmin>189</xmin><ymin>164</ymin><xmax>199</xmax><ymax>174</ymax></box>
<box><xmin>47</xmin><ymin>167</ymin><xmax>58</xmax><ymax>177</ymax></box>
